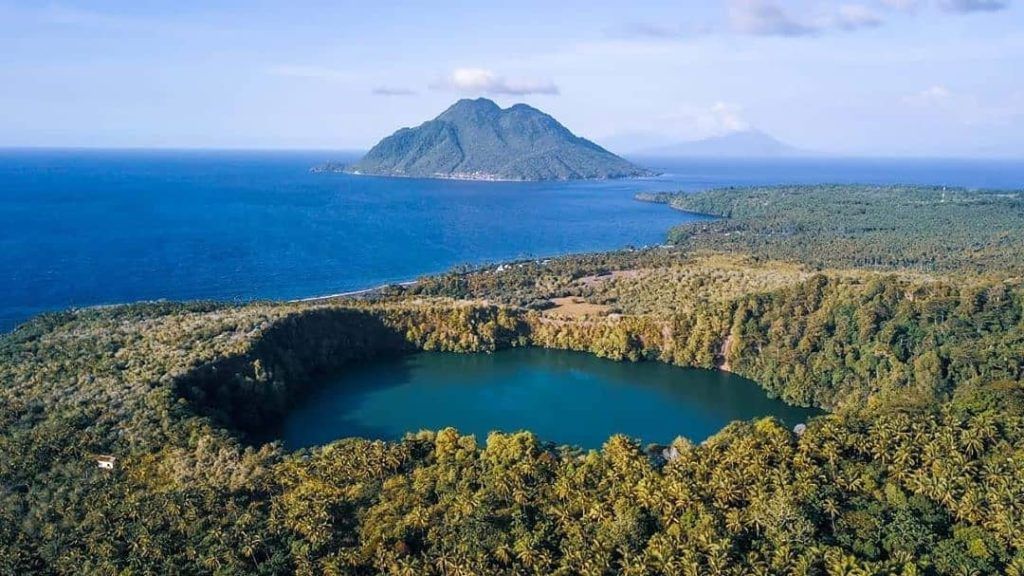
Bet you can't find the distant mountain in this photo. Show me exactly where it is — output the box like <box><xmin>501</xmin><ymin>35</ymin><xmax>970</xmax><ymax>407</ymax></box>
<box><xmin>337</xmin><ymin>98</ymin><xmax>655</xmax><ymax>181</ymax></box>
<box><xmin>638</xmin><ymin>130</ymin><xmax>806</xmax><ymax>158</ymax></box>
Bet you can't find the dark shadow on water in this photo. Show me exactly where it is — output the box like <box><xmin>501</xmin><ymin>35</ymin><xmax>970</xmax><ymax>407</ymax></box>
<box><xmin>253</xmin><ymin>353</ymin><xmax>419</xmax><ymax>446</ymax></box>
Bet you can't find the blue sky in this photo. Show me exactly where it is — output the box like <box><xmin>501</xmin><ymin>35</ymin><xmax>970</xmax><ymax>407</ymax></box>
<box><xmin>0</xmin><ymin>0</ymin><xmax>1021</xmax><ymax>156</ymax></box>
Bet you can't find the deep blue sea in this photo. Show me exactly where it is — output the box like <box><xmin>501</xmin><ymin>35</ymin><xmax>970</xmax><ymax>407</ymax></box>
<box><xmin>2</xmin><ymin>149</ymin><xmax>1022</xmax><ymax>332</ymax></box>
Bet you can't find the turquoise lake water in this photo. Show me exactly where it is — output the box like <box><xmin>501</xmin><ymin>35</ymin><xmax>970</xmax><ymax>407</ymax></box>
<box><xmin>273</xmin><ymin>348</ymin><xmax>821</xmax><ymax>450</ymax></box>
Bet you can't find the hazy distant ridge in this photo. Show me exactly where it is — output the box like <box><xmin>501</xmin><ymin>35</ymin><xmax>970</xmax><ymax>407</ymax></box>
<box><xmin>638</xmin><ymin>130</ymin><xmax>806</xmax><ymax>158</ymax></box>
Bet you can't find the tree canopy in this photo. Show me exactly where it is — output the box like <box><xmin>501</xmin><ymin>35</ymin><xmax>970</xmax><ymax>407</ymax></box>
<box><xmin>4</xmin><ymin>184</ymin><xmax>1024</xmax><ymax>574</ymax></box>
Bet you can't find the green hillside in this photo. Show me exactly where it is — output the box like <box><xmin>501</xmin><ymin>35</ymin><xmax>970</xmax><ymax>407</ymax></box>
<box><xmin>343</xmin><ymin>98</ymin><xmax>654</xmax><ymax>181</ymax></box>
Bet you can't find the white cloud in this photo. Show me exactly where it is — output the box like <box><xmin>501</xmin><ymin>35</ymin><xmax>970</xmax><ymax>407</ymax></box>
<box><xmin>606</xmin><ymin>22</ymin><xmax>688</xmax><ymax>39</ymax></box>
<box><xmin>904</xmin><ymin>85</ymin><xmax>953</xmax><ymax>106</ymax></box>
<box><xmin>433</xmin><ymin>68</ymin><xmax>559</xmax><ymax>96</ymax></box>
<box><xmin>833</xmin><ymin>4</ymin><xmax>885</xmax><ymax>29</ymax></box>
<box><xmin>604</xmin><ymin>21</ymin><xmax>717</xmax><ymax>40</ymax></box>
<box><xmin>372</xmin><ymin>86</ymin><xmax>416</xmax><ymax>96</ymax></box>
<box><xmin>881</xmin><ymin>0</ymin><xmax>922</xmax><ymax>10</ymax></box>
<box><xmin>728</xmin><ymin>0</ymin><xmax>883</xmax><ymax>37</ymax></box>
<box><xmin>637</xmin><ymin>102</ymin><xmax>752</xmax><ymax>140</ymax></box>
<box><xmin>729</xmin><ymin>0</ymin><xmax>817</xmax><ymax>36</ymax></box>
<box><xmin>921</xmin><ymin>85</ymin><xmax>952</xmax><ymax>100</ymax></box>
<box><xmin>637</xmin><ymin>0</ymin><xmax>1005</xmax><ymax>41</ymax></box>
<box><xmin>939</xmin><ymin>0</ymin><xmax>1010</xmax><ymax>12</ymax></box>
<box><xmin>708</xmin><ymin>102</ymin><xmax>751</xmax><ymax>133</ymax></box>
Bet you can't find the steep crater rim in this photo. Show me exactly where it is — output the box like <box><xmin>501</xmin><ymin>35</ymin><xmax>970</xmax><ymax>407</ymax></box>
<box><xmin>173</xmin><ymin>308</ymin><xmax>419</xmax><ymax>444</ymax></box>
<box><xmin>169</xmin><ymin>303</ymin><xmax>823</xmax><ymax>452</ymax></box>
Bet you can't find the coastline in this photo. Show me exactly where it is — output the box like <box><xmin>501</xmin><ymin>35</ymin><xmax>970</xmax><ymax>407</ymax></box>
<box><xmin>0</xmin><ymin>193</ymin><xmax>690</xmax><ymax>334</ymax></box>
<box><xmin>634</xmin><ymin>191</ymin><xmax>723</xmax><ymax>222</ymax></box>
<box><xmin>312</xmin><ymin>166</ymin><xmax>661</xmax><ymax>183</ymax></box>
<box><xmin>291</xmin><ymin>280</ymin><xmax>418</xmax><ymax>303</ymax></box>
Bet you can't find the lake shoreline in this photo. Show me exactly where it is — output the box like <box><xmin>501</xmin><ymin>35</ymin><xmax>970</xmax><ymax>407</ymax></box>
<box><xmin>275</xmin><ymin>347</ymin><xmax>822</xmax><ymax>450</ymax></box>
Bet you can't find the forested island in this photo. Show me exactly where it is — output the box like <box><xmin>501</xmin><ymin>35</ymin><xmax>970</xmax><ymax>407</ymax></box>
<box><xmin>4</xmin><ymin>185</ymin><xmax>1024</xmax><ymax>574</ymax></box>
<box><xmin>327</xmin><ymin>98</ymin><xmax>654</xmax><ymax>181</ymax></box>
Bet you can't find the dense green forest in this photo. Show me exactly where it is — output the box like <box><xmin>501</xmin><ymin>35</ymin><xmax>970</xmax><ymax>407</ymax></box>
<box><xmin>3</xmin><ymin>184</ymin><xmax>1024</xmax><ymax>574</ymax></box>
<box><xmin>409</xmin><ymin>254</ymin><xmax>1024</xmax><ymax>409</ymax></box>
<box><xmin>639</xmin><ymin>185</ymin><xmax>1024</xmax><ymax>276</ymax></box>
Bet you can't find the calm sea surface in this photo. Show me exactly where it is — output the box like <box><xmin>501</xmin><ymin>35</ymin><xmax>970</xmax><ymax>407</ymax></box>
<box><xmin>1</xmin><ymin>149</ymin><xmax>1022</xmax><ymax>332</ymax></box>
<box><xmin>272</xmin><ymin>348</ymin><xmax>822</xmax><ymax>450</ymax></box>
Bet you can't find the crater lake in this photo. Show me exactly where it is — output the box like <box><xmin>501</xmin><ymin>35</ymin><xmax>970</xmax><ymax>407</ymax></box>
<box><xmin>270</xmin><ymin>348</ymin><xmax>822</xmax><ymax>450</ymax></box>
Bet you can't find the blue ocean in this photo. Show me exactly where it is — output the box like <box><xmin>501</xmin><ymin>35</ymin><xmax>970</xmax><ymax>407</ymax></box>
<box><xmin>1</xmin><ymin>149</ymin><xmax>1022</xmax><ymax>332</ymax></box>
